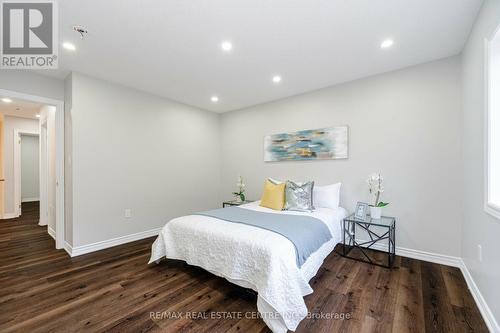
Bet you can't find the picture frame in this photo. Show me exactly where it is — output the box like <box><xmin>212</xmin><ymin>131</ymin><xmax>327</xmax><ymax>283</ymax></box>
<box><xmin>264</xmin><ymin>126</ymin><xmax>349</xmax><ymax>162</ymax></box>
<box><xmin>354</xmin><ymin>202</ymin><xmax>369</xmax><ymax>221</ymax></box>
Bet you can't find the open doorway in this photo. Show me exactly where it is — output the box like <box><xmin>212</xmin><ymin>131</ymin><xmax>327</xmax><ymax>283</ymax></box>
<box><xmin>0</xmin><ymin>92</ymin><xmax>64</xmax><ymax>250</ymax></box>
<box><xmin>1</xmin><ymin>102</ymin><xmax>40</xmax><ymax>219</ymax></box>
<box><xmin>15</xmin><ymin>130</ymin><xmax>40</xmax><ymax>217</ymax></box>
<box><xmin>20</xmin><ymin>133</ymin><xmax>40</xmax><ymax>206</ymax></box>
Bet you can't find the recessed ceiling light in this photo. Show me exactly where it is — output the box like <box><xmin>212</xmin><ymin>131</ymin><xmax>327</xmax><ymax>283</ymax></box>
<box><xmin>272</xmin><ymin>75</ymin><xmax>282</xmax><ymax>84</ymax></box>
<box><xmin>1</xmin><ymin>98</ymin><xmax>12</xmax><ymax>103</ymax></box>
<box><xmin>63</xmin><ymin>42</ymin><xmax>76</xmax><ymax>51</ymax></box>
<box><xmin>221</xmin><ymin>41</ymin><xmax>232</xmax><ymax>52</ymax></box>
<box><xmin>35</xmin><ymin>114</ymin><xmax>41</xmax><ymax>118</ymax></box>
<box><xmin>380</xmin><ymin>39</ymin><xmax>394</xmax><ymax>49</ymax></box>
<box><xmin>211</xmin><ymin>96</ymin><xmax>219</xmax><ymax>103</ymax></box>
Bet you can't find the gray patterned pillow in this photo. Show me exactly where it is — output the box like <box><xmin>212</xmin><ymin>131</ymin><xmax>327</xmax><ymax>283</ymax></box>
<box><xmin>284</xmin><ymin>181</ymin><xmax>315</xmax><ymax>212</ymax></box>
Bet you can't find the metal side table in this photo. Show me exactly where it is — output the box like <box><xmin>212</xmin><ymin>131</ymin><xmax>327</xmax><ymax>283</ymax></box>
<box><xmin>342</xmin><ymin>214</ymin><xmax>396</xmax><ymax>268</ymax></box>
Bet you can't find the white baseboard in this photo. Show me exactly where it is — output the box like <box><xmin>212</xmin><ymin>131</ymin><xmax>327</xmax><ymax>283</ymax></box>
<box><xmin>393</xmin><ymin>244</ymin><xmax>462</xmax><ymax>267</ymax></box>
<box><xmin>65</xmin><ymin>227</ymin><xmax>161</xmax><ymax>257</ymax></box>
<box><xmin>2</xmin><ymin>212</ymin><xmax>20</xmax><ymax>219</ymax></box>
<box><xmin>459</xmin><ymin>260</ymin><xmax>500</xmax><ymax>333</ymax></box>
<box><xmin>64</xmin><ymin>241</ymin><xmax>73</xmax><ymax>256</ymax></box>
<box><xmin>354</xmin><ymin>240</ymin><xmax>497</xmax><ymax>331</ymax></box>
<box><xmin>357</xmin><ymin>240</ymin><xmax>462</xmax><ymax>267</ymax></box>
<box><xmin>21</xmin><ymin>197</ymin><xmax>39</xmax><ymax>203</ymax></box>
<box><xmin>47</xmin><ymin>226</ymin><xmax>55</xmax><ymax>240</ymax></box>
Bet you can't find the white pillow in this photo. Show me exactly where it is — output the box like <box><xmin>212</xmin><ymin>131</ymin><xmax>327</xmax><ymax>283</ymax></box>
<box><xmin>313</xmin><ymin>183</ymin><xmax>341</xmax><ymax>209</ymax></box>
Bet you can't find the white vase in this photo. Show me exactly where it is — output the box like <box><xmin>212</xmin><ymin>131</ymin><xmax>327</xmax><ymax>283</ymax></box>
<box><xmin>235</xmin><ymin>196</ymin><xmax>242</xmax><ymax>203</ymax></box>
<box><xmin>370</xmin><ymin>206</ymin><xmax>382</xmax><ymax>219</ymax></box>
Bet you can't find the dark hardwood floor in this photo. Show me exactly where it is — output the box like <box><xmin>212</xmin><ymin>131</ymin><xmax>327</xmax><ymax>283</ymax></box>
<box><xmin>0</xmin><ymin>202</ymin><xmax>488</xmax><ymax>332</ymax></box>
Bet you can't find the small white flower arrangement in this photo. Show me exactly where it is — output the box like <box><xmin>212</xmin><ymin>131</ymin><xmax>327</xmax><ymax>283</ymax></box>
<box><xmin>233</xmin><ymin>175</ymin><xmax>246</xmax><ymax>202</ymax></box>
<box><xmin>367</xmin><ymin>173</ymin><xmax>389</xmax><ymax>218</ymax></box>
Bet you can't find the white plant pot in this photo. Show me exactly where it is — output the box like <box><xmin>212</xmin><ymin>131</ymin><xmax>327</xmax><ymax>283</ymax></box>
<box><xmin>370</xmin><ymin>206</ymin><xmax>382</xmax><ymax>219</ymax></box>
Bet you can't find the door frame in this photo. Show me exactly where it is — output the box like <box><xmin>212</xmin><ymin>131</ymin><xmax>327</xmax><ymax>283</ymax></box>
<box><xmin>14</xmin><ymin>129</ymin><xmax>39</xmax><ymax>218</ymax></box>
<box><xmin>39</xmin><ymin>120</ymin><xmax>49</xmax><ymax>227</ymax></box>
<box><xmin>0</xmin><ymin>88</ymin><xmax>65</xmax><ymax>250</ymax></box>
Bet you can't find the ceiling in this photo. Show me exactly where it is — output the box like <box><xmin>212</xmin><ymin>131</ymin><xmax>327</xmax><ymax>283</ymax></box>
<box><xmin>0</xmin><ymin>98</ymin><xmax>42</xmax><ymax>119</ymax></box>
<box><xmin>45</xmin><ymin>0</ymin><xmax>482</xmax><ymax>112</ymax></box>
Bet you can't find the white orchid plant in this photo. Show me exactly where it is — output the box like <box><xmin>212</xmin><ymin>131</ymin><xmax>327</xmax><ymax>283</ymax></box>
<box><xmin>233</xmin><ymin>175</ymin><xmax>246</xmax><ymax>201</ymax></box>
<box><xmin>367</xmin><ymin>173</ymin><xmax>389</xmax><ymax>207</ymax></box>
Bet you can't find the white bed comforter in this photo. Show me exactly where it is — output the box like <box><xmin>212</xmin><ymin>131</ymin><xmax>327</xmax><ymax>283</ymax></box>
<box><xmin>149</xmin><ymin>201</ymin><xmax>347</xmax><ymax>333</ymax></box>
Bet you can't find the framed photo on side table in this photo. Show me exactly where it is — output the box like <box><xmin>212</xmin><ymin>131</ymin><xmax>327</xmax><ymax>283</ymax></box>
<box><xmin>354</xmin><ymin>202</ymin><xmax>369</xmax><ymax>221</ymax></box>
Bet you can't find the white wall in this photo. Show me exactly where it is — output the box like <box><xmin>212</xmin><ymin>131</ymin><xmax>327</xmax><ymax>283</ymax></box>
<box><xmin>67</xmin><ymin>72</ymin><xmax>221</xmax><ymax>247</ymax></box>
<box><xmin>221</xmin><ymin>56</ymin><xmax>462</xmax><ymax>257</ymax></box>
<box><xmin>20</xmin><ymin>135</ymin><xmax>39</xmax><ymax>201</ymax></box>
<box><xmin>461</xmin><ymin>0</ymin><xmax>500</xmax><ymax>328</ymax></box>
<box><xmin>0</xmin><ymin>70</ymin><xmax>64</xmax><ymax>102</ymax></box>
<box><xmin>2</xmin><ymin>116</ymin><xmax>39</xmax><ymax>215</ymax></box>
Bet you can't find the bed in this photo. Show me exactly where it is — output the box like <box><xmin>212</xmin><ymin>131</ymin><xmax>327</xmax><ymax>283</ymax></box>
<box><xmin>149</xmin><ymin>201</ymin><xmax>348</xmax><ymax>333</ymax></box>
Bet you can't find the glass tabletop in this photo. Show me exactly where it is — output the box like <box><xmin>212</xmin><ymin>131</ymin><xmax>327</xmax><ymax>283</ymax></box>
<box><xmin>223</xmin><ymin>200</ymin><xmax>253</xmax><ymax>205</ymax></box>
<box><xmin>344</xmin><ymin>213</ymin><xmax>395</xmax><ymax>227</ymax></box>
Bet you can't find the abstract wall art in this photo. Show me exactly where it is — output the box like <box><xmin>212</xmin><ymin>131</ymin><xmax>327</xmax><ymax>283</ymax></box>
<box><xmin>264</xmin><ymin>126</ymin><xmax>348</xmax><ymax>162</ymax></box>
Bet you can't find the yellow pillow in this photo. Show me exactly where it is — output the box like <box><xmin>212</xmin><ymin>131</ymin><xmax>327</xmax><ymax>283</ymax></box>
<box><xmin>260</xmin><ymin>179</ymin><xmax>286</xmax><ymax>210</ymax></box>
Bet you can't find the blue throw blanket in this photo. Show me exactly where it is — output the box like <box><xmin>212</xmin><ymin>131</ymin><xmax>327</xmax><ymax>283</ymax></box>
<box><xmin>195</xmin><ymin>207</ymin><xmax>332</xmax><ymax>267</ymax></box>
